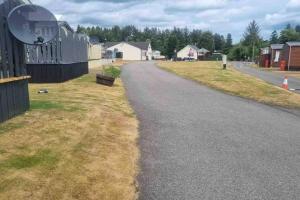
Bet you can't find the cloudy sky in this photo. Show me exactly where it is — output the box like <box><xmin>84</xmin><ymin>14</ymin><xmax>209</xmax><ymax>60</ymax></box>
<box><xmin>32</xmin><ymin>0</ymin><xmax>300</xmax><ymax>43</ymax></box>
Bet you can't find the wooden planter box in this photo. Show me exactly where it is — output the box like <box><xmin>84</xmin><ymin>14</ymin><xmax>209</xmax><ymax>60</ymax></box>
<box><xmin>96</xmin><ymin>74</ymin><xmax>115</xmax><ymax>86</ymax></box>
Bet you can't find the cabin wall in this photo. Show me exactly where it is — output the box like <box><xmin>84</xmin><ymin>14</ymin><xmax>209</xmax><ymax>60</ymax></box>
<box><xmin>289</xmin><ymin>47</ymin><xmax>300</xmax><ymax>69</ymax></box>
<box><xmin>282</xmin><ymin>45</ymin><xmax>300</xmax><ymax>70</ymax></box>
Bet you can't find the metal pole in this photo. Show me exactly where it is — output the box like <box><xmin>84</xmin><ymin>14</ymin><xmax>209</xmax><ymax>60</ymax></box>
<box><xmin>252</xmin><ymin>43</ymin><xmax>255</xmax><ymax>62</ymax></box>
<box><xmin>288</xmin><ymin>45</ymin><xmax>291</xmax><ymax>71</ymax></box>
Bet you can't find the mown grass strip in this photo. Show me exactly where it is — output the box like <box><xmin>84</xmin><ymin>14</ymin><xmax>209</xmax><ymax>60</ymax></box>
<box><xmin>158</xmin><ymin>61</ymin><xmax>300</xmax><ymax>109</ymax></box>
<box><xmin>0</xmin><ymin>149</ymin><xmax>59</xmax><ymax>170</ymax></box>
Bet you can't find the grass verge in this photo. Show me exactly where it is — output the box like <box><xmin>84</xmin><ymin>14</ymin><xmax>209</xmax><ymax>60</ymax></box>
<box><xmin>0</xmin><ymin>66</ymin><xmax>139</xmax><ymax>200</ymax></box>
<box><xmin>158</xmin><ymin>61</ymin><xmax>300</xmax><ymax>109</ymax></box>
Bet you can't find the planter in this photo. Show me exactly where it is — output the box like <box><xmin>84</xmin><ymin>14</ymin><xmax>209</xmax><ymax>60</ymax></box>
<box><xmin>96</xmin><ymin>74</ymin><xmax>115</xmax><ymax>86</ymax></box>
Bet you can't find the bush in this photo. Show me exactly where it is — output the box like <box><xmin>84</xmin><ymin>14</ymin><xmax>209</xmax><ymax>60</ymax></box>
<box><xmin>103</xmin><ymin>66</ymin><xmax>121</xmax><ymax>78</ymax></box>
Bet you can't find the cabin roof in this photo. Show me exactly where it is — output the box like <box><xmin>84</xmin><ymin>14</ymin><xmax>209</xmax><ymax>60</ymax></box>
<box><xmin>286</xmin><ymin>42</ymin><xmax>300</xmax><ymax>47</ymax></box>
<box><xmin>270</xmin><ymin>44</ymin><xmax>284</xmax><ymax>50</ymax></box>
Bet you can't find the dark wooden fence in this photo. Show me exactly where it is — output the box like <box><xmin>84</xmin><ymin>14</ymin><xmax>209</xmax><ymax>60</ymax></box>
<box><xmin>0</xmin><ymin>78</ymin><xmax>29</xmax><ymax>122</ymax></box>
<box><xmin>0</xmin><ymin>0</ymin><xmax>30</xmax><ymax>123</ymax></box>
<box><xmin>26</xmin><ymin>22</ymin><xmax>89</xmax><ymax>83</ymax></box>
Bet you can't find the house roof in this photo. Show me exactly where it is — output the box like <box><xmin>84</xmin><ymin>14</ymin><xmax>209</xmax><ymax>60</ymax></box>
<box><xmin>199</xmin><ymin>48</ymin><xmax>210</xmax><ymax>53</ymax></box>
<box><xmin>286</xmin><ymin>42</ymin><xmax>300</xmax><ymax>47</ymax></box>
<box><xmin>104</xmin><ymin>42</ymin><xmax>120</xmax><ymax>48</ymax></box>
<box><xmin>104</xmin><ymin>42</ymin><xmax>150</xmax><ymax>50</ymax></box>
<box><xmin>270</xmin><ymin>44</ymin><xmax>284</xmax><ymax>50</ymax></box>
<box><xmin>187</xmin><ymin>45</ymin><xmax>200</xmax><ymax>51</ymax></box>
<box><xmin>127</xmin><ymin>42</ymin><xmax>150</xmax><ymax>50</ymax></box>
<box><xmin>184</xmin><ymin>45</ymin><xmax>209</xmax><ymax>54</ymax></box>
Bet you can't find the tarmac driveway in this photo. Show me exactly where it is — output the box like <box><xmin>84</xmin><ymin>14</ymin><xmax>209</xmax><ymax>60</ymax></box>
<box><xmin>121</xmin><ymin>61</ymin><xmax>300</xmax><ymax>200</ymax></box>
<box><xmin>232</xmin><ymin>61</ymin><xmax>300</xmax><ymax>93</ymax></box>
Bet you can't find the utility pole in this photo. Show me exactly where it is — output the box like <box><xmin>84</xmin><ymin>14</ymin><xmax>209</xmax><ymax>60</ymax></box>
<box><xmin>252</xmin><ymin>42</ymin><xmax>255</xmax><ymax>62</ymax></box>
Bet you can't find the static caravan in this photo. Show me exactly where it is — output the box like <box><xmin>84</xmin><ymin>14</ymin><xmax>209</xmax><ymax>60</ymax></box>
<box><xmin>270</xmin><ymin>44</ymin><xmax>284</xmax><ymax>68</ymax></box>
<box><xmin>259</xmin><ymin>47</ymin><xmax>271</xmax><ymax>68</ymax></box>
<box><xmin>281</xmin><ymin>42</ymin><xmax>300</xmax><ymax>71</ymax></box>
<box><xmin>26</xmin><ymin>22</ymin><xmax>89</xmax><ymax>83</ymax></box>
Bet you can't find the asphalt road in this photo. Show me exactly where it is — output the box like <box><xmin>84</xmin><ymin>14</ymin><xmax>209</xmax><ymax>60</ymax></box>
<box><xmin>121</xmin><ymin>61</ymin><xmax>300</xmax><ymax>200</ymax></box>
<box><xmin>232</xmin><ymin>62</ymin><xmax>300</xmax><ymax>94</ymax></box>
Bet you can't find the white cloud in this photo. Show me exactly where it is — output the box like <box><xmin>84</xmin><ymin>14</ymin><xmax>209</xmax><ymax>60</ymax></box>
<box><xmin>31</xmin><ymin>0</ymin><xmax>298</xmax><ymax>42</ymax></box>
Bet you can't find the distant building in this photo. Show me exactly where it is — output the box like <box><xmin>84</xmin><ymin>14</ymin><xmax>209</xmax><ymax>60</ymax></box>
<box><xmin>259</xmin><ymin>47</ymin><xmax>271</xmax><ymax>68</ymax></box>
<box><xmin>152</xmin><ymin>50</ymin><xmax>165</xmax><ymax>60</ymax></box>
<box><xmin>282</xmin><ymin>42</ymin><xmax>300</xmax><ymax>71</ymax></box>
<box><xmin>270</xmin><ymin>44</ymin><xmax>284</xmax><ymax>68</ymax></box>
<box><xmin>104</xmin><ymin>42</ymin><xmax>152</xmax><ymax>61</ymax></box>
<box><xmin>177</xmin><ymin>45</ymin><xmax>209</xmax><ymax>60</ymax></box>
<box><xmin>87</xmin><ymin>36</ymin><xmax>103</xmax><ymax>61</ymax></box>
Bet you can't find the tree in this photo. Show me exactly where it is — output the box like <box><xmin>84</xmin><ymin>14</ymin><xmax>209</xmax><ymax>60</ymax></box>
<box><xmin>76</xmin><ymin>25</ymin><xmax>86</xmax><ymax>34</ymax></box>
<box><xmin>279</xmin><ymin>29</ymin><xmax>300</xmax><ymax>43</ymax></box>
<box><xmin>78</xmin><ymin>24</ymin><xmax>233</xmax><ymax>58</ymax></box>
<box><xmin>225</xmin><ymin>33</ymin><xmax>233</xmax><ymax>48</ymax></box>
<box><xmin>270</xmin><ymin>30</ymin><xmax>279</xmax><ymax>44</ymax></box>
<box><xmin>296</xmin><ymin>25</ymin><xmax>300</xmax><ymax>33</ymax></box>
<box><xmin>286</xmin><ymin>23</ymin><xmax>292</xmax><ymax>30</ymax></box>
<box><xmin>213</xmin><ymin>33</ymin><xmax>225</xmax><ymax>51</ymax></box>
<box><xmin>228</xmin><ymin>45</ymin><xmax>248</xmax><ymax>61</ymax></box>
<box><xmin>165</xmin><ymin>35</ymin><xmax>178</xmax><ymax>59</ymax></box>
<box><xmin>198</xmin><ymin>31</ymin><xmax>214</xmax><ymax>51</ymax></box>
<box><xmin>243</xmin><ymin>20</ymin><xmax>261</xmax><ymax>61</ymax></box>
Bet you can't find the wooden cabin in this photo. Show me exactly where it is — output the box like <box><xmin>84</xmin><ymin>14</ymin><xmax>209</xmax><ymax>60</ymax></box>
<box><xmin>0</xmin><ymin>0</ymin><xmax>30</xmax><ymax>123</ymax></box>
<box><xmin>26</xmin><ymin>22</ymin><xmax>89</xmax><ymax>83</ymax></box>
<box><xmin>259</xmin><ymin>47</ymin><xmax>271</xmax><ymax>67</ymax></box>
<box><xmin>281</xmin><ymin>42</ymin><xmax>300</xmax><ymax>71</ymax></box>
<box><xmin>270</xmin><ymin>44</ymin><xmax>284</xmax><ymax>68</ymax></box>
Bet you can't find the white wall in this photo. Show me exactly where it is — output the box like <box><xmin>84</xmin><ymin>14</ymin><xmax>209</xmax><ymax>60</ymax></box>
<box><xmin>177</xmin><ymin>46</ymin><xmax>198</xmax><ymax>60</ymax></box>
<box><xmin>88</xmin><ymin>44</ymin><xmax>102</xmax><ymax>60</ymax></box>
<box><xmin>107</xmin><ymin>42</ymin><xmax>142</xmax><ymax>61</ymax></box>
<box><xmin>147</xmin><ymin>44</ymin><xmax>153</xmax><ymax>60</ymax></box>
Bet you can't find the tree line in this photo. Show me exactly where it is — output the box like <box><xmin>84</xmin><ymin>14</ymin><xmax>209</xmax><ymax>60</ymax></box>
<box><xmin>229</xmin><ymin>22</ymin><xmax>300</xmax><ymax>61</ymax></box>
<box><xmin>77</xmin><ymin>21</ymin><xmax>300</xmax><ymax>61</ymax></box>
<box><xmin>77</xmin><ymin>25</ymin><xmax>232</xmax><ymax>59</ymax></box>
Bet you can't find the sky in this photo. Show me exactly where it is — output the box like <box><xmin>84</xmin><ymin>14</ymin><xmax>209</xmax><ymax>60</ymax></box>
<box><xmin>32</xmin><ymin>0</ymin><xmax>300</xmax><ymax>43</ymax></box>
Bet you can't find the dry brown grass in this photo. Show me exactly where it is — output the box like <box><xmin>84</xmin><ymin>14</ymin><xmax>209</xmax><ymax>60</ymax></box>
<box><xmin>0</xmin><ymin>67</ymin><xmax>139</xmax><ymax>200</ymax></box>
<box><xmin>158</xmin><ymin>61</ymin><xmax>300</xmax><ymax>109</ymax></box>
<box><xmin>112</xmin><ymin>59</ymin><xmax>130</xmax><ymax>67</ymax></box>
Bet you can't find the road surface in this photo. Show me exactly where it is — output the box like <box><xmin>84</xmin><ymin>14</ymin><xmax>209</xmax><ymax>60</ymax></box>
<box><xmin>121</xmin><ymin>61</ymin><xmax>300</xmax><ymax>200</ymax></box>
<box><xmin>232</xmin><ymin>62</ymin><xmax>300</xmax><ymax>94</ymax></box>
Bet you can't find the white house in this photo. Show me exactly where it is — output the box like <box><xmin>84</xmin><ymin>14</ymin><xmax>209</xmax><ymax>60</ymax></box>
<box><xmin>177</xmin><ymin>45</ymin><xmax>209</xmax><ymax>60</ymax></box>
<box><xmin>152</xmin><ymin>50</ymin><xmax>165</xmax><ymax>60</ymax></box>
<box><xmin>105</xmin><ymin>42</ymin><xmax>152</xmax><ymax>61</ymax></box>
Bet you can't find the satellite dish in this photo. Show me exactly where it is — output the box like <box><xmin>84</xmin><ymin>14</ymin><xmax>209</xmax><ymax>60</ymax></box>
<box><xmin>7</xmin><ymin>4</ymin><xmax>58</xmax><ymax>45</ymax></box>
